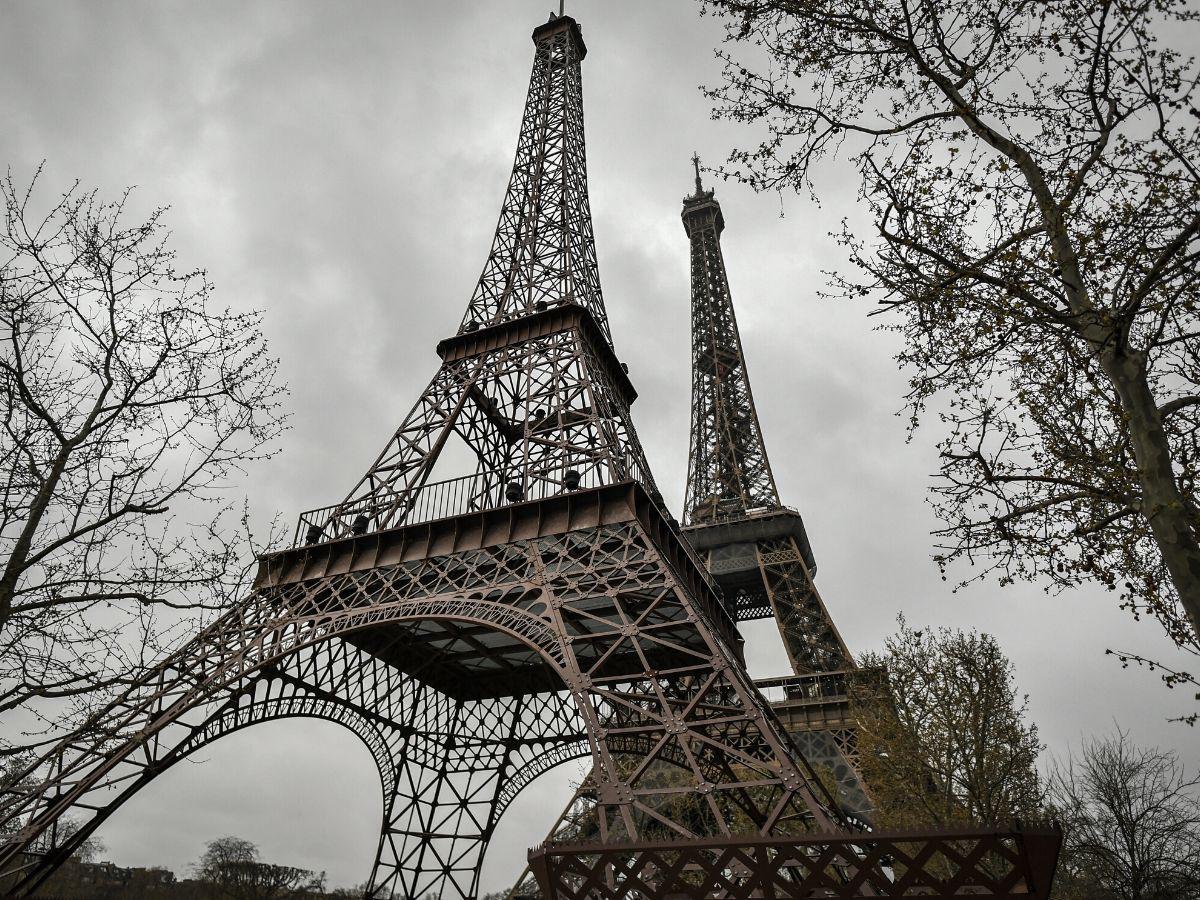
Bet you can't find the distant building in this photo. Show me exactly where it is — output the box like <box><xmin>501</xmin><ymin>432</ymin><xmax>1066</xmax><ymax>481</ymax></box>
<box><xmin>32</xmin><ymin>856</ymin><xmax>327</xmax><ymax>899</ymax></box>
<box><xmin>36</xmin><ymin>857</ymin><xmax>176</xmax><ymax>898</ymax></box>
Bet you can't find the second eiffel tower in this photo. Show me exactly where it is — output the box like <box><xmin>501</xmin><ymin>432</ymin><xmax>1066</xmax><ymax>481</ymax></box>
<box><xmin>680</xmin><ymin>157</ymin><xmax>872</xmax><ymax>819</ymax></box>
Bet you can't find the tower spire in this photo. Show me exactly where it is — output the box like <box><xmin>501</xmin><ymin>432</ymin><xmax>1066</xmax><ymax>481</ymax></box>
<box><xmin>682</xmin><ymin>164</ymin><xmax>778</xmax><ymax>522</ymax></box>
<box><xmin>459</xmin><ymin>14</ymin><xmax>609</xmax><ymax>343</ymax></box>
<box><xmin>678</xmin><ymin>164</ymin><xmax>870</xmax><ymax>813</ymax></box>
<box><xmin>680</xmin><ymin>164</ymin><xmax>853</xmax><ymax>671</ymax></box>
<box><xmin>320</xmin><ymin>12</ymin><xmax>653</xmax><ymax>536</ymax></box>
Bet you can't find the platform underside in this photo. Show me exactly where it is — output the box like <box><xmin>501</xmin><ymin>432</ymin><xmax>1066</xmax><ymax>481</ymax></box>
<box><xmin>709</xmin><ymin>572</ymin><xmax>774</xmax><ymax>621</ymax></box>
<box><xmin>257</xmin><ymin>482</ymin><xmax>736</xmax><ymax>702</ymax></box>
<box><xmin>338</xmin><ymin>592</ymin><xmax>716</xmax><ymax>702</ymax></box>
<box><xmin>340</xmin><ymin>617</ymin><xmax>563</xmax><ymax>700</ymax></box>
<box><xmin>683</xmin><ymin>508</ymin><xmax>816</xmax><ymax>622</ymax></box>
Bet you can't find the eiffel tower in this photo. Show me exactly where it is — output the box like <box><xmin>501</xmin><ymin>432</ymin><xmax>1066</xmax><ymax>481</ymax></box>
<box><xmin>679</xmin><ymin>156</ymin><xmax>871</xmax><ymax>818</ymax></box>
<box><xmin>1</xmin><ymin>12</ymin><xmax>1061</xmax><ymax>900</ymax></box>
<box><xmin>0</xmin><ymin>11</ymin><xmax>837</xmax><ymax>898</ymax></box>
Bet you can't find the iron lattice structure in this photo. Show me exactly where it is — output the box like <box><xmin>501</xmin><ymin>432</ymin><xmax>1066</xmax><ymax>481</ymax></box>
<box><xmin>680</xmin><ymin>156</ymin><xmax>849</xmax><ymax>676</ymax></box>
<box><xmin>0</xmin><ymin>14</ymin><xmax>1059</xmax><ymax>900</ymax></box>
<box><xmin>682</xmin><ymin>156</ymin><xmax>779</xmax><ymax>527</ymax></box>
<box><xmin>0</xmin><ymin>14</ymin><xmax>833</xmax><ymax>899</ymax></box>
<box><xmin>676</xmin><ymin>159</ymin><xmax>875</xmax><ymax>819</ymax></box>
<box><xmin>529</xmin><ymin>824</ymin><xmax>1063</xmax><ymax>900</ymax></box>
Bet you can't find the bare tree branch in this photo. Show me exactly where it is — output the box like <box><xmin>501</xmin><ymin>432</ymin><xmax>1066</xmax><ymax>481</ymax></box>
<box><xmin>0</xmin><ymin>169</ymin><xmax>288</xmax><ymax>755</ymax></box>
<box><xmin>703</xmin><ymin>0</ymin><xmax>1200</xmax><ymax>680</ymax></box>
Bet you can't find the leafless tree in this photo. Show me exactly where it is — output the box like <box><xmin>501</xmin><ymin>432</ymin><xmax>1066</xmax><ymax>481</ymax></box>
<box><xmin>854</xmin><ymin>618</ymin><xmax>1045</xmax><ymax>829</ymax></box>
<box><xmin>195</xmin><ymin>836</ymin><xmax>326</xmax><ymax>900</ymax></box>
<box><xmin>1049</xmin><ymin>730</ymin><xmax>1200</xmax><ymax>899</ymax></box>
<box><xmin>701</xmin><ymin>0</ymin><xmax>1200</xmax><ymax>684</ymax></box>
<box><xmin>0</xmin><ymin>168</ymin><xmax>287</xmax><ymax>754</ymax></box>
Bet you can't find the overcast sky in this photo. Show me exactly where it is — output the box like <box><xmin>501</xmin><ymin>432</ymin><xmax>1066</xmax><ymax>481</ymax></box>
<box><xmin>3</xmin><ymin>1</ymin><xmax>1198</xmax><ymax>893</ymax></box>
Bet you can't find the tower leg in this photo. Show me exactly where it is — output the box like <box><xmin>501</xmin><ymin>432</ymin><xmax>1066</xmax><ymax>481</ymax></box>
<box><xmin>366</xmin><ymin>691</ymin><xmax>590</xmax><ymax>900</ymax></box>
<box><xmin>0</xmin><ymin>634</ymin><xmax>419</xmax><ymax>896</ymax></box>
<box><xmin>367</xmin><ymin>692</ymin><xmax>496</xmax><ymax>900</ymax></box>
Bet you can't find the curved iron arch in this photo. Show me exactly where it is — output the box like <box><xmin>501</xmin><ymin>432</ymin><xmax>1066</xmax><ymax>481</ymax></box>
<box><xmin>495</xmin><ymin>738</ymin><xmax>592</xmax><ymax>816</ymax></box>
<box><xmin>173</xmin><ymin>693</ymin><xmax>400</xmax><ymax>798</ymax></box>
<box><xmin>490</xmin><ymin>729</ymin><xmax>726</xmax><ymax>825</ymax></box>
<box><xmin>3</xmin><ymin>597</ymin><xmax>580</xmax><ymax>887</ymax></box>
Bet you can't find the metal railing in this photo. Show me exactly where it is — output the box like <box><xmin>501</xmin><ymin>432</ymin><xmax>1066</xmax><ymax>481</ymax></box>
<box><xmin>687</xmin><ymin>496</ymin><xmax>801</xmax><ymax>527</ymax></box>
<box><xmin>294</xmin><ymin>456</ymin><xmax>654</xmax><ymax>546</ymax></box>
<box><xmin>754</xmin><ymin>667</ymin><xmax>886</xmax><ymax>706</ymax></box>
<box><xmin>754</xmin><ymin>670</ymin><xmax>853</xmax><ymax>705</ymax></box>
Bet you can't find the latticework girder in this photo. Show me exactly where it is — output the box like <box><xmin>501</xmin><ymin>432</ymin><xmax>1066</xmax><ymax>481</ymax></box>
<box><xmin>682</xmin><ymin>168</ymin><xmax>779</xmax><ymax>523</ymax></box>
<box><xmin>672</xmin><ymin>160</ymin><xmax>869</xmax><ymax>828</ymax></box>
<box><xmin>528</xmin><ymin>824</ymin><xmax>1063</xmax><ymax>899</ymax></box>
<box><xmin>679</xmin><ymin>159</ymin><xmax>852</xmax><ymax>673</ymax></box>
<box><xmin>0</xmin><ymin>488</ymin><xmax>844</xmax><ymax>898</ymax></box>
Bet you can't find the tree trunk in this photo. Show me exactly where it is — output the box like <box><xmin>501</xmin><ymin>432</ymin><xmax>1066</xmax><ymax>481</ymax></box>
<box><xmin>0</xmin><ymin>433</ymin><xmax>81</xmax><ymax>631</ymax></box>
<box><xmin>1103</xmin><ymin>349</ymin><xmax>1200</xmax><ymax>640</ymax></box>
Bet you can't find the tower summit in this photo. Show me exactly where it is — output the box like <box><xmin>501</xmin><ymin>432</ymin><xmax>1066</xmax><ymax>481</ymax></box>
<box><xmin>459</xmin><ymin>13</ymin><xmax>605</xmax><ymax>339</ymax></box>
<box><xmin>325</xmin><ymin>11</ymin><xmax>647</xmax><ymax>537</ymax></box>
<box><xmin>682</xmin><ymin>156</ymin><xmax>777</xmax><ymax>522</ymax></box>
